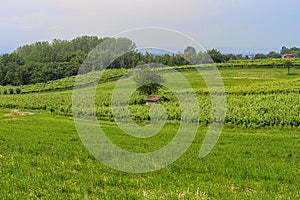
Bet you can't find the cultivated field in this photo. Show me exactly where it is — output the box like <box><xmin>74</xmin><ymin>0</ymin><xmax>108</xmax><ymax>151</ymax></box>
<box><xmin>0</xmin><ymin>67</ymin><xmax>299</xmax><ymax>199</ymax></box>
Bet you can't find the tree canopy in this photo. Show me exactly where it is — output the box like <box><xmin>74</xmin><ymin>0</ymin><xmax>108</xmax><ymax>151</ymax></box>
<box><xmin>1</xmin><ymin>36</ymin><xmax>299</xmax><ymax>87</ymax></box>
<box><xmin>133</xmin><ymin>65</ymin><xmax>165</xmax><ymax>96</ymax></box>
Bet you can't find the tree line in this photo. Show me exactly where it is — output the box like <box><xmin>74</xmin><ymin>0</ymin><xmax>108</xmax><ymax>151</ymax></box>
<box><xmin>0</xmin><ymin>35</ymin><xmax>299</xmax><ymax>86</ymax></box>
<box><xmin>0</xmin><ymin>36</ymin><xmax>107</xmax><ymax>86</ymax></box>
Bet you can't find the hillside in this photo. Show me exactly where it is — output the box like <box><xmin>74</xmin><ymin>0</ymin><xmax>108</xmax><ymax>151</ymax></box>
<box><xmin>1</xmin><ymin>67</ymin><xmax>299</xmax><ymax>128</ymax></box>
<box><xmin>1</xmin><ymin>66</ymin><xmax>300</xmax><ymax>198</ymax></box>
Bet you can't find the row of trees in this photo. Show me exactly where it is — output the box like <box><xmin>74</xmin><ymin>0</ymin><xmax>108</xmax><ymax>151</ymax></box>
<box><xmin>183</xmin><ymin>46</ymin><xmax>299</xmax><ymax>63</ymax></box>
<box><xmin>280</xmin><ymin>46</ymin><xmax>300</xmax><ymax>57</ymax></box>
<box><xmin>0</xmin><ymin>36</ymin><xmax>105</xmax><ymax>86</ymax></box>
<box><xmin>253</xmin><ymin>46</ymin><xmax>300</xmax><ymax>59</ymax></box>
<box><xmin>0</xmin><ymin>35</ymin><xmax>298</xmax><ymax>86</ymax></box>
<box><xmin>0</xmin><ymin>37</ymin><xmax>209</xmax><ymax>86</ymax></box>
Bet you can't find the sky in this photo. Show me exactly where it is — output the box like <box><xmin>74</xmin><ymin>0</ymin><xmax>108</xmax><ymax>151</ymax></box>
<box><xmin>1</xmin><ymin>0</ymin><xmax>300</xmax><ymax>54</ymax></box>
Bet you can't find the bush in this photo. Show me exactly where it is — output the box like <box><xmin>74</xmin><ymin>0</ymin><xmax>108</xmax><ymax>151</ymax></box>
<box><xmin>9</xmin><ymin>88</ymin><xmax>14</xmax><ymax>94</ymax></box>
<box><xmin>16</xmin><ymin>88</ymin><xmax>21</xmax><ymax>94</ymax></box>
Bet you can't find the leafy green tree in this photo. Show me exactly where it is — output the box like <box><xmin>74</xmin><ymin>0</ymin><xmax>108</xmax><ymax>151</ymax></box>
<box><xmin>133</xmin><ymin>65</ymin><xmax>165</xmax><ymax>96</ymax></box>
<box><xmin>284</xmin><ymin>60</ymin><xmax>293</xmax><ymax>75</ymax></box>
<box><xmin>184</xmin><ymin>46</ymin><xmax>199</xmax><ymax>64</ymax></box>
<box><xmin>16</xmin><ymin>88</ymin><xmax>21</xmax><ymax>94</ymax></box>
<box><xmin>236</xmin><ymin>54</ymin><xmax>245</xmax><ymax>60</ymax></box>
<box><xmin>184</xmin><ymin>46</ymin><xmax>196</xmax><ymax>54</ymax></box>
<box><xmin>207</xmin><ymin>49</ymin><xmax>224</xmax><ymax>63</ymax></box>
<box><xmin>197</xmin><ymin>52</ymin><xmax>213</xmax><ymax>63</ymax></box>
<box><xmin>254</xmin><ymin>53</ymin><xmax>267</xmax><ymax>59</ymax></box>
<box><xmin>8</xmin><ymin>88</ymin><xmax>14</xmax><ymax>94</ymax></box>
<box><xmin>280</xmin><ymin>46</ymin><xmax>291</xmax><ymax>55</ymax></box>
<box><xmin>267</xmin><ymin>51</ymin><xmax>281</xmax><ymax>58</ymax></box>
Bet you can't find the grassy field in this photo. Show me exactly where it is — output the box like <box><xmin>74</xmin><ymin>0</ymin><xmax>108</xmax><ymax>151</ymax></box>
<box><xmin>0</xmin><ymin>67</ymin><xmax>300</xmax><ymax>199</ymax></box>
<box><xmin>0</xmin><ymin>111</ymin><xmax>299</xmax><ymax>199</ymax></box>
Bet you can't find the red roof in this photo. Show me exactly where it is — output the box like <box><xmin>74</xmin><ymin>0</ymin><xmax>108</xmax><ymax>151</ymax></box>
<box><xmin>144</xmin><ymin>96</ymin><xmax>164</xmax><ymax>102</ymax></box>
<box><xmin>282</xmin><ymin>54</ymin><xmax>293</xmax><ymax>58</ymax></box>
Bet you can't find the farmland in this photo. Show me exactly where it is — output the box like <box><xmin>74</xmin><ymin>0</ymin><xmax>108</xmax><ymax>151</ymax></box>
<box><xmin>1</xmin><ymin>67</ymin><xmax>300</xmax><ymax>127</ymax></box>
<box><xmin>0</xmin><ymin>66</ymin><xmax>300</xmax><ymax>199</ymax></box>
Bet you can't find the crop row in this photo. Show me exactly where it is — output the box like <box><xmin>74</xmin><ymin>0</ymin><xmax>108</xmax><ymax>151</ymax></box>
<box><xmin>1</xmin><ymin>89</ymin><xmax>299</xmax><ymax>128</ymax></box>
<box><xmin>2</xmin><ymin>66</ymin><xmax>299</xmax><ymax>96</ymax></box>
<box><xmin>0</xmin><ymin>68</ymin><xmax>128</xmax><ymax>94</ymax></box>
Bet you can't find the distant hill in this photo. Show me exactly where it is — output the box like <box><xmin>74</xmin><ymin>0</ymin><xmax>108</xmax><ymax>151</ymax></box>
<box><xmin>137</xmin><ymin>48</ymin><xmax>176</xmax><ymax>56</ymax></box>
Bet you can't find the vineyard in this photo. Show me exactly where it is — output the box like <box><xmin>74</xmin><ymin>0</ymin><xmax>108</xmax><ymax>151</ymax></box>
<box><xmin>171</xmin><ymin>58</ymin><xmax>300</xmax><ymax>69</ymax></box>
<box><xmin>1</xmin><ymin>66</ymin><xmax>300</xmax><ymax>199</ymax></box>
<box><xmin>0</xmin><ymin>67</ymin><xmax>299</xmax><ymax>128</ymax></box>
<box><xmin>0</xmin><ymin>68</ymin><xmax>128</xmax><ymax>94</ymax></box>
<box><xmin>215</xmin><ymin>58</ymin><xmax>300</xmax><ymax>68</ymax></box>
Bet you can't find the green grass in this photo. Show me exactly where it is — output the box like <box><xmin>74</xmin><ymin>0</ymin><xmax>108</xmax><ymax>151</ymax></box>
<box><xmin>1</xmin><ymin>67</ymin><xmax>300</xmax><ymax>199</ymax></box>
<box><xmin>185</xmin><ymin>67</ymin><xmax>300</xmax><ymax>88</ymax></box>
<box><xmin>0</xmin><ymin>68</ymin><xmax>300</xmax><ymax>126</ymax></box>
<box><xmin>0</xmin><ymin>111</ymin><xmax>299</xmax><ymax>199</ymax></box>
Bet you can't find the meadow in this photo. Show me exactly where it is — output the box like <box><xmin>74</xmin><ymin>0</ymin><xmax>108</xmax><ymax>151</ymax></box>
<box><xmin>0</xmin><ymin>66</ymin><xmax>300</xmax><ymax>199</ymax></box>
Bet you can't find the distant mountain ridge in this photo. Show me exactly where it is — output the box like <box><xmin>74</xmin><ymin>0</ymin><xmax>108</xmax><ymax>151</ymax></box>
<box><xmin>137</xmin><ymin>48</ymin><xmax>176</xmax><ymax>56</ymax></box>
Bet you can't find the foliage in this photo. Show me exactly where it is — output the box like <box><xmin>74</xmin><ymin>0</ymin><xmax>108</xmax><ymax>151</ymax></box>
<box><xmin>0</xmin><ymin>36</ymin><xmax>103</xmax><ymax>86</ymax></box>
<box><xmin>16</xmin><ymin>88</ymin><xmax>21</xmax><ymax>94</ymax></box>
<box><xmin>267</xmin><ymin>51</ymin><xmax>281</xmax><ymax>58</ymax></box>
<box><xmin>8</xmin><ymin>88</ymin><xmax>13</xmax><ymax>95</ymax></box>
<box><xmin>254</xmin><ymin>53</ymin><xmax>267</xmax><ymax>59</ymax></box>
<box><xmin>0</xmin><ymin>68</ymin><xmax>128</xmax><ymax>94</ymax></box>
<box><xmin>133</xmin><ymin>65</ymin><xmax>165</xmax><ymax>95</ymax></box>
<box><xmin>280</xmin><ymin>46</ymin><xmax>300</xmax><ymax>57</ymax></box>
<box><xmin>207</xmin><ymin>49</ymin><xmax>225</xmax><ymax>63</ymax></box>
<box><xmin>1</xmin><ymin>67</ymin><xmax>300</xmax><ymax>128</ymax></box>
<box><xmin>283</xmin><ymin>60</ymin><xmax>293</xmax><ymax>74</ymax></box>
<box><xmin>184</xmin><ymin>46</ymin><xmax>196</xmax><ymax>54</ymax></box>
<box><xmin>1</xmin><ymin>66</ymin><xmax>300</xmax><ymax>199</ymax></box>
<box><xmin>214</xmin><ymin>58</ymin><xmax>300</xmax><ymax>68</ymax></box>
<box><xmin>2</xmin><ymin>34</ymin><xmax>300</xmax><ymax>88</ymax></box>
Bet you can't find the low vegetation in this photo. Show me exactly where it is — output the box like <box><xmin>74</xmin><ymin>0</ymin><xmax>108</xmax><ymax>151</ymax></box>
<box><xmin>0</xmin><ymin>110</ymin><xmax>299</xmax><ymax>199</ymax></box>
<box><xmin>0</xmin><ymin>62</ymin><xmax>299</xmax><ymax>198</ymax></box>
<box><xmin>1</xmin><ymin>67</ymin><xmax>299</xmax><ymax>127</ymax></box>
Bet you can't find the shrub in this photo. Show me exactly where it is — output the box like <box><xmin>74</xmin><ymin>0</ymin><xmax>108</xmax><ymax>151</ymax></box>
<box><xmin>16</xmin><ymin>88</ymin><xmax>21</xmax><ymax>94</ymax></box>
<box><xmin>9</xmin><ymin>88</ymin><xmax>14</xmax><ymax>94</ymax></box>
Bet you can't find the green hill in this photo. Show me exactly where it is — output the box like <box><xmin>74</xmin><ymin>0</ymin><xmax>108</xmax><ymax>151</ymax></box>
<box><xmin>1</xmin><ymin>66</ymin><xmax>300</xmax><ymax>199</ymax></box>
<box><xmin>1</xmin><ymin>66</ymin><xmax>300</xmax><ymax>127</ymax></box>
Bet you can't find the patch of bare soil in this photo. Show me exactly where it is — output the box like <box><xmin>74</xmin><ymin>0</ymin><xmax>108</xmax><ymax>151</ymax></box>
<box><xmin>4</xmin><ymin>109</ymin><xmax>34</xmax><ymax>117</ymax></box>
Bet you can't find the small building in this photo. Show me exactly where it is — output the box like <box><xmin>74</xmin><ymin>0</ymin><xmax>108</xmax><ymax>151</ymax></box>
<box><xmin>144</xmin><ymin>95</ymin><xmax>164</xmax><ymax>105</ymax></box>
<box><xmin>282</xmin><ymin>54</ymin><xmax>293</xmax><ymax>58</ymax></box>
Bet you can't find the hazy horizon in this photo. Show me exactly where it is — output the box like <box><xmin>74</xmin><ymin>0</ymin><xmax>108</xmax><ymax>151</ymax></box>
<box><xmin>0</xmin><ymin>35</ymin><xmax>290</xmax><ymax>56</ymax></box>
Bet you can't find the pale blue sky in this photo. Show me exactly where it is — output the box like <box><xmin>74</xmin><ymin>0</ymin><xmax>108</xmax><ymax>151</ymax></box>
<box><xmin>1</xmin><ymin>0</ymin><xmax>300</xmax><ymax>54</ymax></box>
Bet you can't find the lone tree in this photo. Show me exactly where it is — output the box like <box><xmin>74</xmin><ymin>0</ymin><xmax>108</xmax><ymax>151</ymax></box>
<box><xmin>284</xmin><ymin>60</ymin><xmax>293</xmax><ymax>75</ymax></box>
<box><xmin>133</xmin><ymin>65</ymin><xmax>165</xmax><ymax>96</ymax></box>
<box><xmin>184</xmin><ymin>46</ymin><xmax>196</xmax><ymax>54</ymax></box>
